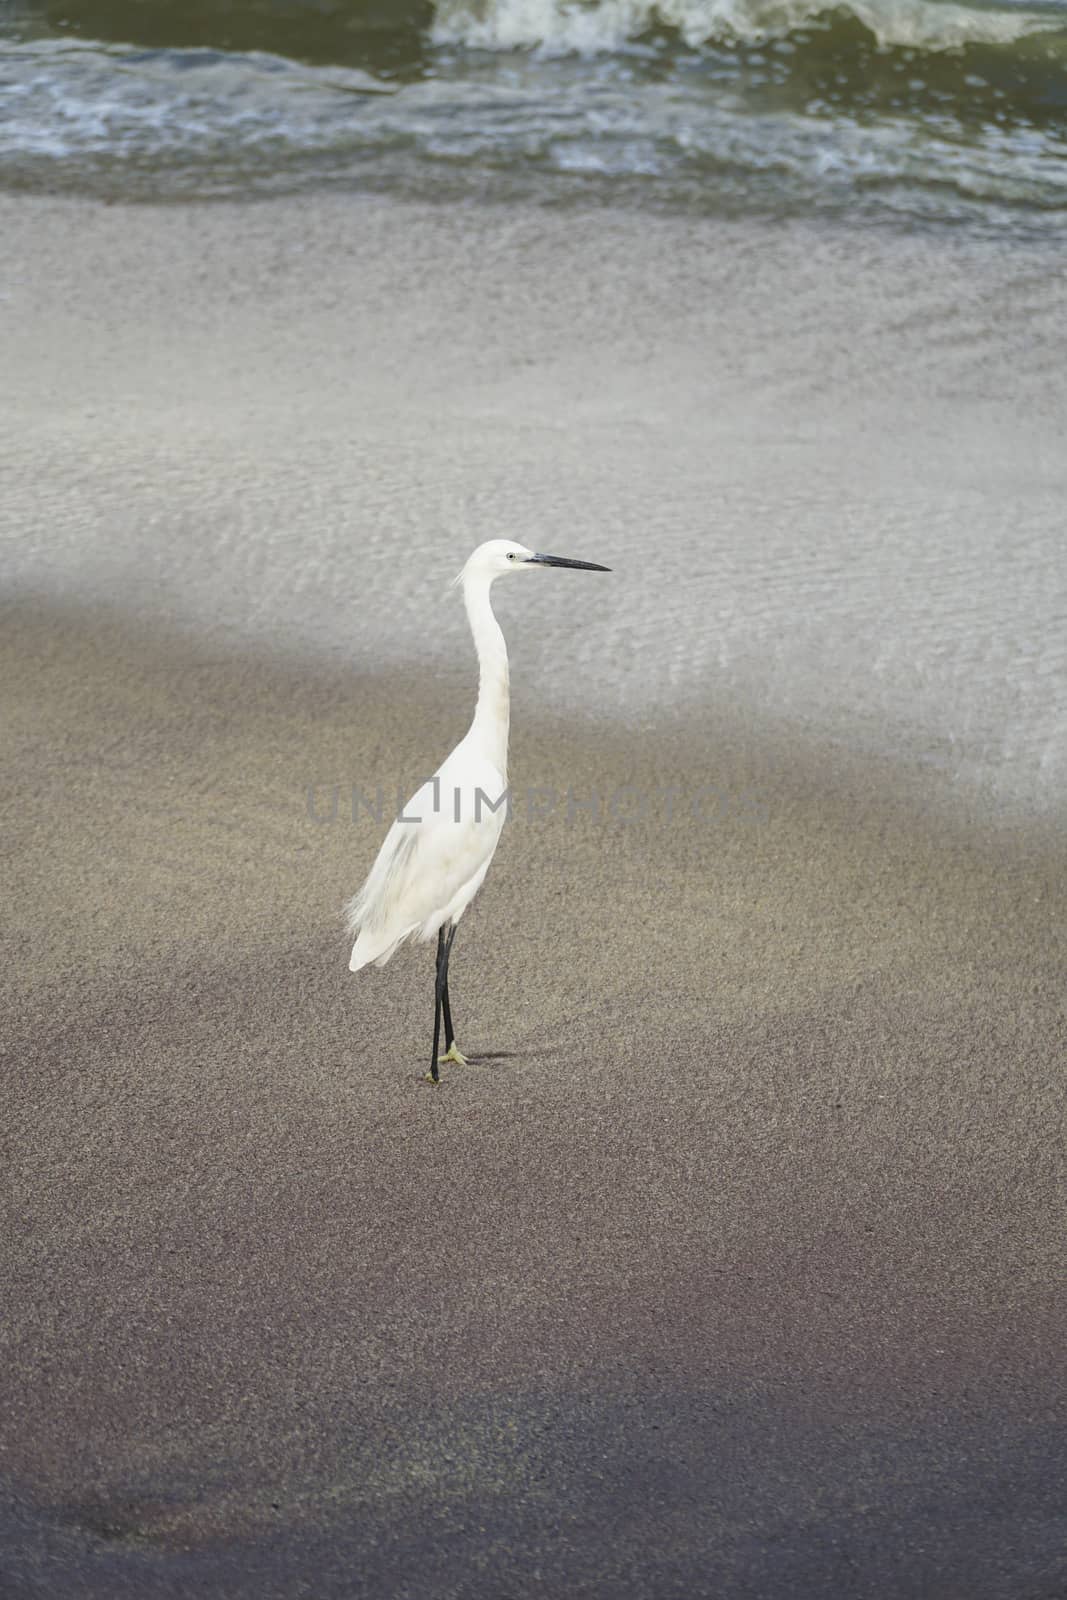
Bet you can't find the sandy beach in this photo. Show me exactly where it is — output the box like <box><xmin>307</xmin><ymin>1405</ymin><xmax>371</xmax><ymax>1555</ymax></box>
<box><xmin>2</xmin><ymin>194</ymin><xmax>1065</xmax><ymax>1597</ymax></box>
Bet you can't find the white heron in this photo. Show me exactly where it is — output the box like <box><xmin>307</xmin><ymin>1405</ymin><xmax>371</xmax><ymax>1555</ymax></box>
<box><xmin>345</xmin><ymin>538</ymin><xmax>610</xmax><ymax>1082</ymax></box>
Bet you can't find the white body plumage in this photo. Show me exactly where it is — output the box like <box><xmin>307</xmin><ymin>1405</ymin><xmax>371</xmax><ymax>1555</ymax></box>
<box><xmin>345</xmin><ymin>740</ymin><xmax>508</xmax><ymax>971</ymax></box>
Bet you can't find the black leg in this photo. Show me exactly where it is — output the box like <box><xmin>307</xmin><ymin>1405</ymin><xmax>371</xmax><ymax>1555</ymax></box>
<box><xmin>429</xmin><ymin>929</ymin><xmax>446</xmax><ymax>1083</ymax></box>
<box><xmin>441</xmin><ymin>924</ymin><xmax>458</xmax><ymax>1050</ymax></box>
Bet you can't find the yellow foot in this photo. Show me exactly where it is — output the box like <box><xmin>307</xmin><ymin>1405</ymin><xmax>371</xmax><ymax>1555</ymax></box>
<box><xmin>422</xmin><ymin>1071</ymin><xmax>441</xmax><ymax>1086</ymax></box>
<box><xmin>438</xmin><ymin>1044</ymin><xmax>468</xmax><ymax>1067</ymax></box>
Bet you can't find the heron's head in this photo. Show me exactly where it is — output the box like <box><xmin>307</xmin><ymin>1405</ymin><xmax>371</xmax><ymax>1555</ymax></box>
<box><xmin>458</xmin><ymin>539</ymin><xmax>611</xmax><ymax>584</ymax></box>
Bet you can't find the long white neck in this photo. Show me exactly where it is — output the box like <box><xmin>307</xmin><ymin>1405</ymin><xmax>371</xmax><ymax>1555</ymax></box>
<box><xmin>463</xmin><ymin>570</ymin><xmax>510</xmax><ymax>775</ymax></box>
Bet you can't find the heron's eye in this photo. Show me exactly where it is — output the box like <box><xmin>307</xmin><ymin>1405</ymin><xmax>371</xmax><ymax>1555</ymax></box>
<box><xmin>506</xmin><ymin>552</ymin><xmax>515</xmax><ymax>560</ymax></box>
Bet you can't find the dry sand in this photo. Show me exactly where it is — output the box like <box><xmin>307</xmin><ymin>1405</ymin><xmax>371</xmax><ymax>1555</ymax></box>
<box><xmin>2</xmin><ymin>195</ymin><xmax>1065</xmax><ymax>1598</ymax></box>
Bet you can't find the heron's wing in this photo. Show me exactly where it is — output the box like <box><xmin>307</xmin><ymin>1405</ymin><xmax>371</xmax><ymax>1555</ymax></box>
<box><xmin>346</xmin><ymin>762</ymin><xmax>506</xmax><ymax>954</ymax></box>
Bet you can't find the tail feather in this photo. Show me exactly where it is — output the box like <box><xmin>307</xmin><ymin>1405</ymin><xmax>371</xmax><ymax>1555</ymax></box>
<box><xmin>347</xmin><ymin>909</ymin><xmax>418</xmax><ymax>971</ymax></box>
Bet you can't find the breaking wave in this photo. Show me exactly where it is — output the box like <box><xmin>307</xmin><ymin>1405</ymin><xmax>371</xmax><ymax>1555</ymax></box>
<box><xmin>431</xmin><ymin>0</ymin><xmax>1063</xmax><ymax>54</ymax></box>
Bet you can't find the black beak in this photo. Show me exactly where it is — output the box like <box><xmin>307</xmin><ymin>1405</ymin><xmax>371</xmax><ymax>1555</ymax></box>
<box><xmin>529</xmin><ymin>552</ymin><xmax>611</xmax><ymax>572</ymax></box>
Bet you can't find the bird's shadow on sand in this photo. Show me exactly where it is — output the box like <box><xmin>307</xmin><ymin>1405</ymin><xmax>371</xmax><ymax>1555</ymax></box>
<box><xmin>466</xmin><ymin>1048</ymin><xmax>566</xmax><ymax>1064</ymax></box>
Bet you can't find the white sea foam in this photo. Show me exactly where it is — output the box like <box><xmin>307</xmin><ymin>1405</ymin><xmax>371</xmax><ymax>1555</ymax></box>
<box><xmin>0</xmin><ymin>39</ymin><xmax>392</xmax><ymax>162</ymax></box>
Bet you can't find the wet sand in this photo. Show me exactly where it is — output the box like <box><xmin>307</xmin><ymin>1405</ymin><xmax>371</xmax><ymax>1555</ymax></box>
<box><xmin>2</xmin><ymin>195</ymin><xmax>1065</xmax><ymax>1597</ymax></box>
